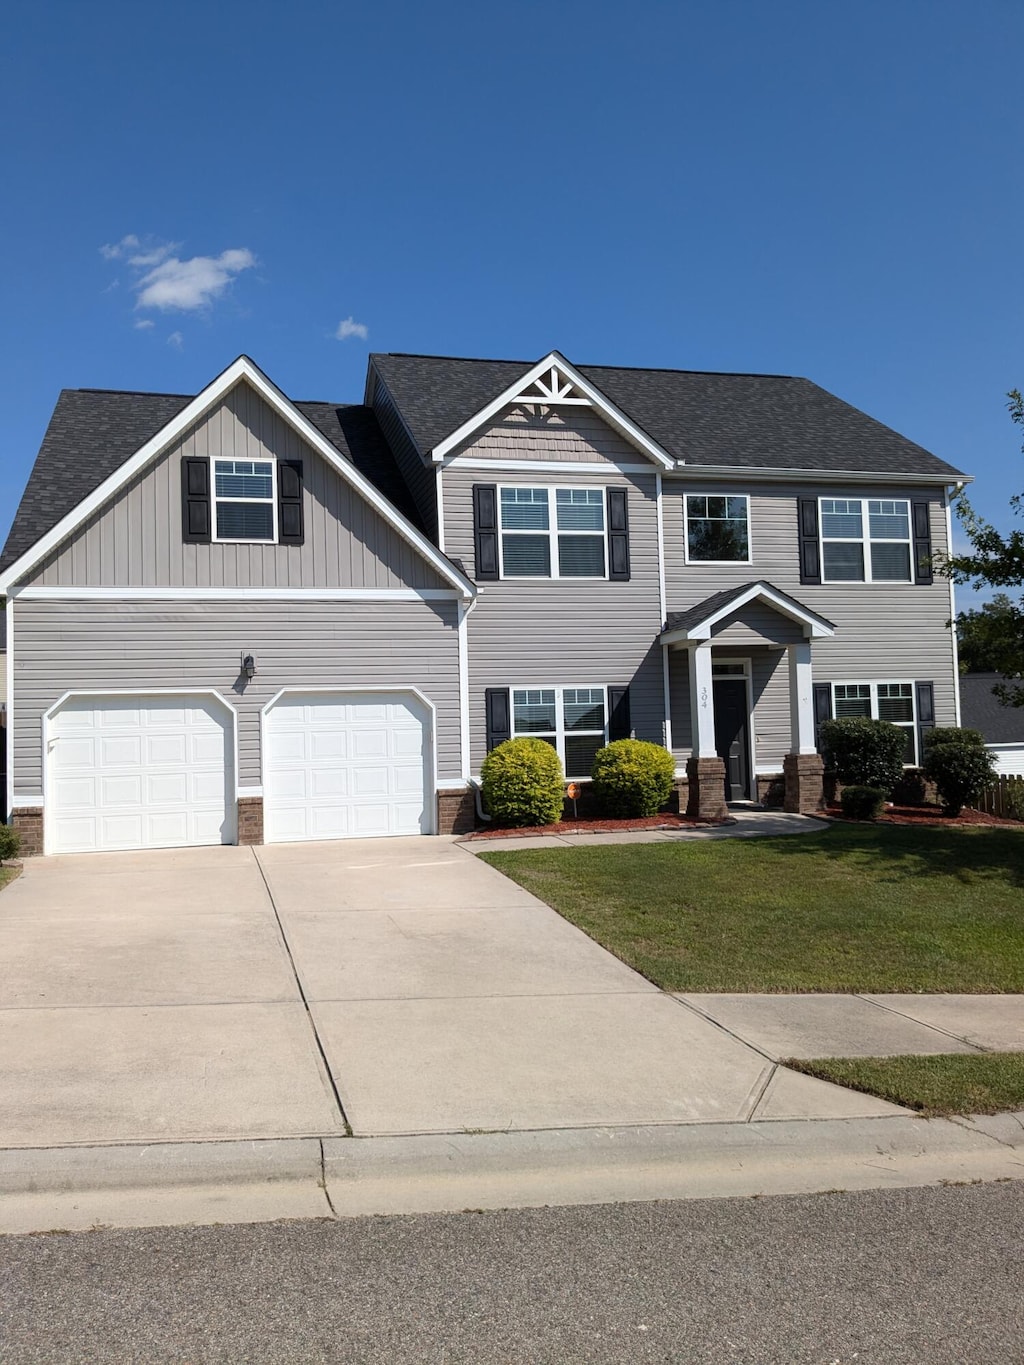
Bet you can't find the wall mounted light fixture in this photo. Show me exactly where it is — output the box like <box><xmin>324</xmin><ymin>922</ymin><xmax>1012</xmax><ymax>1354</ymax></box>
<box><xmin>242</xmin><ymin>654</ymin><xmax>257</xmax><ymax>682</ymax></box>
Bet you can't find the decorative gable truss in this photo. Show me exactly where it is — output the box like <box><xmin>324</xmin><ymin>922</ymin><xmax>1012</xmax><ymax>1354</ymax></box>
<box><xmin>430</xmin><ymin>351</ymin><xmax>676</xmax><ymax>469</ymax></box>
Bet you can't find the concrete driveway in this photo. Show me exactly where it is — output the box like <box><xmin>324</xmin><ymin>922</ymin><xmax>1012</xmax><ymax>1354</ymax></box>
<box><xmin>0</xmin><ymin>839</ymin><xmax>896</xmax><ymax>1149</ymax></box>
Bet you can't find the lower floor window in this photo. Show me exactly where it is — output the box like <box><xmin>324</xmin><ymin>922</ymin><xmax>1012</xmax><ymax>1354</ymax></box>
<box><xmin>511</xmin><ymin>686</ymin><xmax>607</xmax><ymax>778</ymax></box>
<box><xmin>833</xmin><ymin>681</ymin><xmax>917</xmax><ymax>763</ymax></box>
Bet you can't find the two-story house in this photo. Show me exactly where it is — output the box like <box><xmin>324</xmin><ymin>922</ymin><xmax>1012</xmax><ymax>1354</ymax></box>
<box><xmin>0</xmin><ymin>351</ymin><xmax>966</xmax><ymax>855</ymax></box>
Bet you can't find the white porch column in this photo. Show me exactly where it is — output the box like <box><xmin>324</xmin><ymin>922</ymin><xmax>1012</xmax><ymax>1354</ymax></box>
<box><xmin>688</xmin><ymin>643</ymin><xmax>717</xmax><ymax>758</ymax></box>
<box><xmin>788</xmin><ymin>639</ymin><xmax>817</xmax><ymax>755</ymax></box>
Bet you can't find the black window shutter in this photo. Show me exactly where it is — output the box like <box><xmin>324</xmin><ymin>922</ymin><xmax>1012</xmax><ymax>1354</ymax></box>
<box><xmin>181</xmin><ymin>457</ymin><xmax>211</xmax><ymax>543</ymax></box>
<box><xmin>915</xmin><ymin>681</ymin><xmax>935</xmax><ymax>763</ymax></box>
<box><xmin>798</xmin><ymin>499</ymin><xmax>820</xmax><ymax>584</ymax></box>
<box><xmin>813</xmin><ymin>682</ymin><xmax>832</xmax><ymax>751</ymax></box>
<box><xmin>485</xmin><ymin>688</ymin><xmax>511</xmax><ymax>751</ymax></box>
<box><xmin>278</xmin><ymin>460</ymin><xmax>304</xmax><ymax>546</ymax></box>
<box><xmin>608</xmin><ymin>685</ymin><xmax>631</xmax><ymax>741</ymax></box>
<box><xmin>913</xmin><ymin>501</ymin><xmax>933</xmax><ymax>584</ymax></box>
<box><xmin>606</xmin><ymin>488</ymin><xmax>630</xmax><ymax>581</ymax></box>
<box><xmin>473</xmin><ymin>485</ymin><xmax>499</xmax><ymax>581</ymax></box>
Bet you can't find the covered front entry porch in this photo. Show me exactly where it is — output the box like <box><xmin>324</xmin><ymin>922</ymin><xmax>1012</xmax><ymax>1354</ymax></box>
<box><xmin>660</xmin><ymin>582</ymin><xmax>836</xmax><ymax>820</ymax></box>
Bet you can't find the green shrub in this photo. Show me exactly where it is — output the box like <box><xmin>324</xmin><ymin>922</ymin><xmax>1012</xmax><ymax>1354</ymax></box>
<box><xmin>480</xmin><ymin>738</ymin><xmax>565</xmax><ymax>828</ymax></box>
<box><xmin>0</xmin><ymin>825</ymin><xmax>20</xmax><ymax>863</ymax></box>
<box><xmin>840</xmin><ymin>785</ymin><xmax>887</xmax><ymax>821</ymax></box>
<box><xmin>923</xmin><ymin>727</ymin><xmax>997</xmax><ymax>817</ymax></box>
<box><xmin>590</xmin><ymin>739</ymin><xmax>676</xmax><ymax>818</ymax></box>
<box><xmin>819</xmin><ymin>717</ymin><xmax>907</xmax><ymax>795</ymax></box>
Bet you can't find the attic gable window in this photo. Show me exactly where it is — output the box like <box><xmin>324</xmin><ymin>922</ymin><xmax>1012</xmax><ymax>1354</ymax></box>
<box><xmin>214</xmin><ymin>459</ymin><xmax>276</xmax><ymax>542</ymax></box>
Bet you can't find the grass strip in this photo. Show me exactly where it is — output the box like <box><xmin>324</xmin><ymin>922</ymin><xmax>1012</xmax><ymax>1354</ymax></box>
<box><xmin>786</xmin><ymin>1052</ymin><xmax>1024</xmax><ymax>1116</ymax></box>
<box><xmin>480</xmin><ymin>823</ymin><xmax>1024</xmax><ymax>993</ymax></box>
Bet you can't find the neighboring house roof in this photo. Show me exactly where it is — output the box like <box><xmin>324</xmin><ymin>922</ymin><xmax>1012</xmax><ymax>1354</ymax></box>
<box><xmin>0</xmin><ymin>386</ymin><xmax>426</xmax><ymax>575</ymax></box>
<box><xmin>959</xmin><ymin>672</ymin><xmax>1024</xmax><ymax>745</ymax></box>
<box><xmin>661</xmin><ymin>581</ymin><xmax>836</xmax><ymax>642</ymax></box>
<box><xmin>370</xmin><ymin>352</ymin><xmax>967</xmax><ymax>479</ymax></box>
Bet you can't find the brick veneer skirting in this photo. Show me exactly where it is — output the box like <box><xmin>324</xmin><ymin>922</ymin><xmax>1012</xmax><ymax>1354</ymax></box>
<box><xmin>237</xmin><ymin>796</ymin><xmax>264</xmax><ymax>846</ymax></box>
<box><xmin>437</xmin><ymin>787</ymin><xmax>477</xmax><ymax>835</ymax></box>
<box><xmin>685</xmin><ymin>757</ymin><xmax>729</xmax><ymax>821</ymax></box>
<box><xmin>11</xmin><ymin>808</ymin><xmax>43</xmax><ymax>857</ymax></box>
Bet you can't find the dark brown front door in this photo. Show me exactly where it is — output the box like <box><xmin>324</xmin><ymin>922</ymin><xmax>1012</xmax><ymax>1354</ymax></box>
<box><xmin>713</xmin><ymin>679</ymin><xmax>750</xmax><ymax>802</ymax></box>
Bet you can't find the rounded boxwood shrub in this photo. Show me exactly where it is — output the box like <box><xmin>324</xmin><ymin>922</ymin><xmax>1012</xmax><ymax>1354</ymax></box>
<box><xmin>839</xmin><ymin>785</ymin><xmax>887</xmax><ymax>821</ymax></box>
<box><xmin>818</xmin><ymin>717</ymin><xmax>906</xmax><ymax>796</ymax></box>
<box><xmin>923</xmin><ymin>726</ymin><xmax>997</xmax><ymax>817</ymax></box>
<box><xmin>480</xmin><ymin>737</ymin><xmax>565</xmax><ymax>828</ymax></box>
<box><xmin>590</xmin><ymin>739</ymin><xmax>676</xmax><ymax>818</ymax></box>
<box><xmin>0</xmin><ymin>825</ymin><xmax>20</xmax><ymax>863</ymax></box>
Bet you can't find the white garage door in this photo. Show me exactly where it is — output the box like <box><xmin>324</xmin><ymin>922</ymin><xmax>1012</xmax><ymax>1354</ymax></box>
<box><xmin>264</xmin><ymin>692</ymin><xmax>432</xmax><ymax>843</ymax></box>
<box><xmin>48</xmin><ymin>696</ymin><xmax>234</xmax><ymax>854</ymax></box>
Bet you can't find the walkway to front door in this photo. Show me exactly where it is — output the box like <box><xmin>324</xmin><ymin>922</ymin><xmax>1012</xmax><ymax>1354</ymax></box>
<box><xmin>713</xmin><ymin>677</ymin><xmax>750</xmax><ymax>801</ymax></box>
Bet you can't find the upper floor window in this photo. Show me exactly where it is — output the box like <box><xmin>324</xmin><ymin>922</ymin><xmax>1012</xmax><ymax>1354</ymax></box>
<box><xmin>214</xmin><ymin>459</ymin><xmax>276</xmax><ymax>542</ymax></box>
<box><xmin>685</xmin><ymin>494</ymin><xmax>750</xmax><ymax>563</ymax></box>
<box><xmin>499</xmin><ymin>486</ymin><xmax>606</xmax><ymax>578</ymax></box>
<box><xmin>833</xmin><ymin>680</ymin><xmax>917</xmax><ymax>762</ymax></box>
<box><xmin>820</xmin><ymin>498</ymin><xmax>912</xmax><ymax>583</ymax></box>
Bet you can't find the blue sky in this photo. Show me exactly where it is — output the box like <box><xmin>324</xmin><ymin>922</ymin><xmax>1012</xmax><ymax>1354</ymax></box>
<box><xmin>2</xmin><ymin>0</ymin><xmax>1022</xmax><ymax>587</ymax></box>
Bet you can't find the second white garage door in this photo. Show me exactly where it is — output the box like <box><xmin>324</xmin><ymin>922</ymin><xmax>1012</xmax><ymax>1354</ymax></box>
<box><xmin>263</xmin><ymin>692</ymin><xmax>433</xmax><ymax>843</ymax></box>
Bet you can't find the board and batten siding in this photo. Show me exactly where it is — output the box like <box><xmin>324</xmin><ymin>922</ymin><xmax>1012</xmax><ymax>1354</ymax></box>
<box><xmin>11</xmin><ymin>598</ymin><xmax>462</xmax><ymax>799</ymax></box>
<box><xmin>444</xmin><ymin>411</ymin><xmax>666</xmax><ymax>772</ymax></box>
<box><xmin>662</xmin><ymin>479</ymin><xmax>959</xmax><ymax>736</ymax></box>
<box><xmin>370</xmin><ymin>373</ymin><xmax>438</xmax><ymax>540</ymax></box>
<box><xmin>18</xmin><ymin>381</ymin><xmax>445</xmax><ymax>592</ymax></box>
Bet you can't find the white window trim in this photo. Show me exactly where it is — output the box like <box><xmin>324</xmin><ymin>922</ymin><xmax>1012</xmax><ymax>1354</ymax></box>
<box><xmin>819</xmin><ymin>497</ymin><xmax>913</xmax><ymax>585</ymax></box>
<box><xmin>212</xmin><ymin>457</ymin><xmax>278</xmax><ymax>545</ymax></box>
<box><xmin>683</xmin><ymin>493</ymin><xmax>753</xmax><ymax>566</ymax></box>
<box><xmin>497</xmin><ymin>486</ymin><xmax>608</xmax><ymax>581</ymax></box>
<box><xmin>510</xmin><ymin>683</ymin><xmax>609</xmax><ymax>778</ymax></box>
<box><xmin>830</xmin><ymin>679</ymin><xmax>918</xmax><ymax>765</ymax></box>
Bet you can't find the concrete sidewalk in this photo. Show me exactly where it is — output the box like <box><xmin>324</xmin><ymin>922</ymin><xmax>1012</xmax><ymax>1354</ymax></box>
<box><xmin>461</xmin><ymin>809</ymin><xmax>827</xmax><ymax>851</ymax></box>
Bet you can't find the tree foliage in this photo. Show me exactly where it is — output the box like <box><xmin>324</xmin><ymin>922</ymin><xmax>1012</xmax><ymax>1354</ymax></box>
<box><xmin>948</xmin><ymin>391</ymin><xmax>1024</xmax><ymax>707</ymax></box>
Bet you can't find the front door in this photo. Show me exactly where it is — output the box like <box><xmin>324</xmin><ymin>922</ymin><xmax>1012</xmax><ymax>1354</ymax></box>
<box><xmin>713</xmin><ymin>679</ymin><xmax>750</xmax><ymax>802</ymax></box>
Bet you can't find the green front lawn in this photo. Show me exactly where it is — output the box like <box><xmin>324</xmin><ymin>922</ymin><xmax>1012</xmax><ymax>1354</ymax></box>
<box><xmin>788</xmin><ymin>1053</ymin><xmax>1024</xmax><ymax>1116</ymax></box>
<box><xmin>480</xmin><ymin>824</ymin><xmax>1024</xmax><ymax>993</ymax></box>
<box><xmin>0</xmin><ymin>866</ymin><xmax>19</xmax><ymax>894</ymax></box>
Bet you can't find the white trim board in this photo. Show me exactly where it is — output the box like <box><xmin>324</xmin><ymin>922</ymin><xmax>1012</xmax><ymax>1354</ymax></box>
<box><xmin>429</xmin><ymin>351</ymin><xmax>675</xmax><ymax>469</ymax></box>
<box><xmin>446</xmin><ymin>458</ymin><xmax>657</xmax><ymax>475</ymax></box>
<box><xmin>660</xmin><ymin>582</ymin><xmax>836</xmax><ymax>644</ymax></box>
<box><xmin>5</xmin><ymin>595</ymin><xmax>13</xmax><ymax>819</ymax></box>
<box><xmin>662</xmin><ymin>467</ymin><xmax>971</xmax><ymax>487</ymax></box>
<box><xmin>11</xmin><ymin>586</ymin><xmax>462</xmax><ymax>603</ymax></box>
<box><xmin>0</xmin><ymin>356</ymin><xmax>476</xmax><ymax>601</ymax></box>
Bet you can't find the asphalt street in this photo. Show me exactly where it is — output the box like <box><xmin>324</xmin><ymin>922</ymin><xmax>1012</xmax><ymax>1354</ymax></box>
<box><xmin>1</xmin><ymin>1181</ymin><xmax>1022</xmax><ymax>1363</ymax></box>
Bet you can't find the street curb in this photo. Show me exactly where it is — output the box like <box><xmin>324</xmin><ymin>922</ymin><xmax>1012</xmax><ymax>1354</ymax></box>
<box><xmin>1</xmin><ymin>1113</ymin><xmax>1023</xmax><ymax>1234</ymax></box>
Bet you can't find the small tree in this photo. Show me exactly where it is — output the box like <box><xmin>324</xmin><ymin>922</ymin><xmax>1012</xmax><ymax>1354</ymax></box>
<box><xmin>480</xmin><ymin>737</ymin><xmax>565</xmax><ymax>828</ymax></box>
<box><xmin>818</xmin><ymin>717</ymin><xmax>907</xmax><ymax>796</ymax></box>
<box><xmin>923</xmin><ymin>727</ymin><xmax>997</xmax><ymax>817</ymax></box>
<box><xmin>590</xmin><ymin>740</ymin><xmax>676</xmax><ymax>818</ymax></box>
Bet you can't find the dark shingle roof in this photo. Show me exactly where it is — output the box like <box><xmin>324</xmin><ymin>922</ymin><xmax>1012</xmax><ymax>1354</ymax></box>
<box><xmin>370</xmin><ymin>353</ymin><xmax>965</xmax><ymax>479</ymax></box>
<box><xmin>663</xmin><ymin>581</ymin><xmax>836</xmax><ymax>636</ymax></box>
<box><xmin>0</xmin><ymin>390</ymin><xmax>425</xmax><ymax>573</ymax></box>
<box><xmin>959</xmin><ymin>673</ymin><xmax>1024</xmax><ymax>744</ymax></box>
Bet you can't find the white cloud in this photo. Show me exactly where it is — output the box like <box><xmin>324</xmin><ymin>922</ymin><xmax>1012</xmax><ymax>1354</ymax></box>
<box><xmin>133</xmin><ymin>318</ymin><xmax>155</xmax><ymax>330</ymax></box>
<box><xmin>136</xmin><ymin>248</ymin><xmax>257</xmax><ymax>312</ymax></box>
<box><xmin>128</xmin><ymin>243</ymin><xmax>178</xmax><ymax>268</ymax></box>
<box><xmin>335</xmin><ymin>316</ymin><xmax>368</xmax><ymax>341</ymax></box>
<box><xmin>167</xmin><ymin>331</ymin><xmax>184</xmax><ymax>349</ymax></box>
<box><xmin>99</xmin><ymin>234</ymin><xmax>139</xmax><ymax>260</ymax></box>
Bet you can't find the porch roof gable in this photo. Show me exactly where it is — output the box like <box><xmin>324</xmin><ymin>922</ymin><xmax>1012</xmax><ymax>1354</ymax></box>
<box><xmin>660</xmin><ymin>581</ymin><xmax>836</xmax><ymax>644</ymax></box>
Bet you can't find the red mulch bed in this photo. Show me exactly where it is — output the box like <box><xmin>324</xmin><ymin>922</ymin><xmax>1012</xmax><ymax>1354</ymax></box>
<box><xmin>462</xmin><ymin>812</ymin><xmax>729</xmax><ymax>840</ymax></box>
<box><xmin>825</xmin><ymin>802</ymin><xmax>1020</xmax><ymax>828</ymax></box>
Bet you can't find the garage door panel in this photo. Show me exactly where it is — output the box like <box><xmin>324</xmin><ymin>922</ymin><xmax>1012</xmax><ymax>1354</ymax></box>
<box><xmin>264</xmin><ymin>692</ymin><xmax>432</xmax><ymax>843</ymax></box>
<box><xmin>49</xmin><ymin>696</ymin><xmax>234</xmax><ymax>854</ymax></box>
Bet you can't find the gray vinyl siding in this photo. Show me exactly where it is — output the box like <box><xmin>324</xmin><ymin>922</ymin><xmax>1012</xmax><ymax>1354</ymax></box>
<box><xmin>11</xmin><ymin>598</ymin><xmax>462</xmax><ymax>799</ymax></box>
<box><xmin>370</xmin><ymin>372</ymin><xmax>438</xmax><ymax>540</ymax></box>
<box><xmin>447</xmin><ymin>408</ymin><xmax>644</xmax><ymax>465</ymax></box>
<box><xmin>663</xmin><ymin>479</ymin><xmax>959</xmax><ymax>733</ymax></box>
<box><xmin>19</xmin><ymin>381</ymin><xmax>445</xmax><ymax>592</ymax></box>
<box><xmin>442</xmin><ymin>426</ymin><xmax>666</xmax><ymax>771</ymax></box>
<box><xmin>666</xmin><ymin>648</ymin><xmax>791</xmax><ymax>772</ymax></box>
